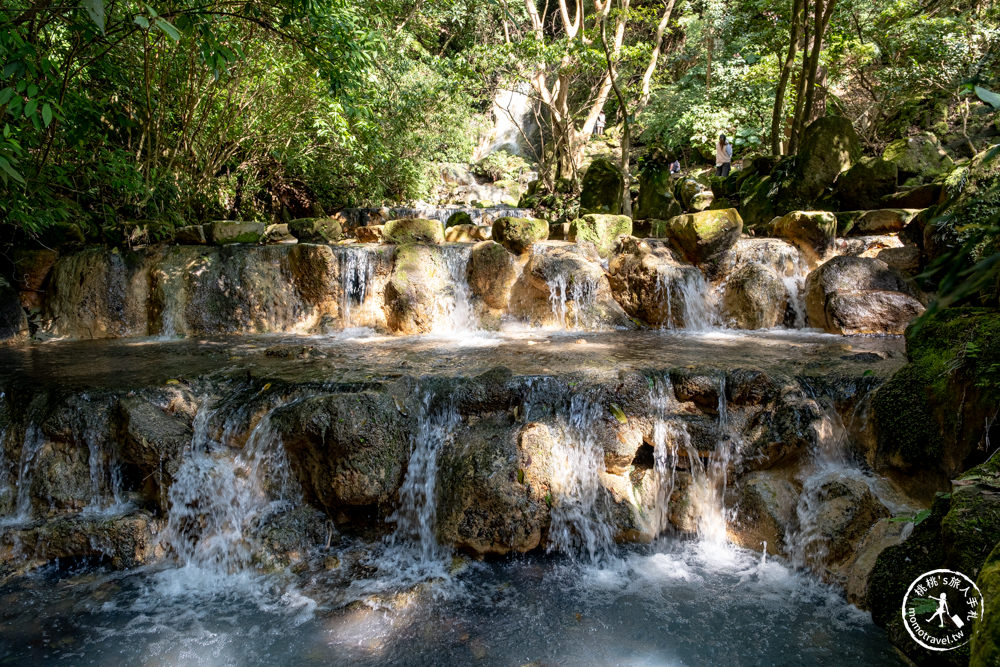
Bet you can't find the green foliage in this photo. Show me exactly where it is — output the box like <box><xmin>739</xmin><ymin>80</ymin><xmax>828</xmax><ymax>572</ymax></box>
<box><xmin>473</xmin><ymin>149</ymin><xmax>530</xmax><ymax>183</ymax></box>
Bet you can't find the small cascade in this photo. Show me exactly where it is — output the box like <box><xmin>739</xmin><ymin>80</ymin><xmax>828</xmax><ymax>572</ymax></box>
<box><xmin>546</xmin><ymin>272</ymin><xmax>598</xmax><ymax>330</ymax></box>
<box><xmin>655</xmin><ymin>268</ymin><xmax>717</xmax><ymax>331</ymax></box>
<box><xmin>160</xmin><ymin>401</ymin><xmax>300</xmax><ymax>572</ymax></box>
<box><xmin>339</xmin><ymin>206</ymin><xmax>532</xmax><ymax>228</ymax></box>
<box><xmin>644</xmin><ymin>376</ymin><xmax>682</xmax><ymax>536</ymax></box>
<box><xmin>547</xmin><ymin>392</ymin><xmax>614</xmax><ymax>561</ymax></box>
<box><xmin>385</xmin><ymin>391</ymin><xmax>460</xmax><ymax>568</ymax></box>
<box><xmin>432</xmin><ymin>245</ymin><xmax>477</xmax><ymax>334</ymax></box>
<box><xmin>337</xmin><ymin>245</ymin><xmax>377</xmax><ymax>327</ymax></box>
<box><xmin>0</xmin><ymin>424</ymin><xmax>12</xmax><ymax>516</ymax></box>
<box><xmin>81</xmin><ymin>417</ymin><xmax>125</xmax><ymax>514</ymax></box>
<box><xmin>687</xmin><ymin>377</ymin><xmax>739</xmax><ymax>543</ymax></box>
<box><xmin>10</xmin><ymin>425</ymin><xmax>44</xmax><ymax>523</ymax></box>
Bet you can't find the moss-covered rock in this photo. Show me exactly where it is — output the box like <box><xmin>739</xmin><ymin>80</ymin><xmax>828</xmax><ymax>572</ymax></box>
<box><xmin>796</xmin><ymin>115</ymin><xmax>861</xmax><ymax>201</ymax></box>
<box><xmin>580</xmin><ymin>157</ymin><xmax>625</xmax><ymax>214</ymax></box>
<box><xmin>871</xmin><ymin>308</ymin><xmax>1000</xmax><ymax>496</ymax></box>
<box><xmin>634</xmin><ymin>166</ymin><xmax>682</xmax><ymax>220</ymax></box>
<box><xmin>467</xmin><ymin>241</ymin><xmax>518</xmax><ymax>310</ymax></box>
<box><xmin>383</xmin><ymin>218</ymin><xmax>445</xmax><ymax>244</ymax></box>
<box><xmin>446</xmin><ymin>210</ymin><xmax>474</xmax><ymax>228</ymax></box>
<box><xmin>676</xmin><ymin>177</ymin><xmax>714</xmax><ymax>212</ymax></box>
<box><xmin>883</xmin><ymin>132</ymin><xmax>955</xmax><ymax>184</ymax></box>
<box><xmin>289</xmin><ymin>217</ymin><xmax>343</xmax><ymax>243</ymax></box>
<box><xmin>492</xmin><ymin>217</ymin><xmax>548</xmax><ymax>255</ymax></box>
<box><xmin>208</xmin><ymin>221</ymin><xmax>266</xmax><ymax>245</ymax></box>
<box><xmin>568</xmin><ymin>213</ymin><xmax>633</xmax><ymax>258</ymax></box>
<box><xmin>769</xmin><ymin>211</ymin><xmax>838</xmax><ymax>260</ymax></box>
<box><xmin>384</xmin><ymin>244</ymin><xmax>449</xmax><ymax>333</ymax></box>
<box><xmin>942</xmin><ymin>455</ymin><xmax>1000</xmax><ymax>578</ymax></box>
<box><xmin>972</xmin><ymin>541</ymin><xmax>1000</xmax><ymax>666</ymax></box>
<box><xmin>834</xmin><ymin>157</ymin><xmax>899</xmax><ymax>210</ymax></box>
<box><xmin>658</xmin><ymin>209</ymin><xmax>742</xmax><ymax>265</ymax></box>
<box><xmin>849</xmin><ymin>209</ymin><xmax>920</xmax><ymax>235</ymax></box>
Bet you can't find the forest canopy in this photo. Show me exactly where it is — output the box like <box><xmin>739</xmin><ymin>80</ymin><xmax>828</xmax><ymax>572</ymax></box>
<box><xmin>1</xmin><ymin>0</ymin><xmax>997</xmax><ymax>242</ymax></box>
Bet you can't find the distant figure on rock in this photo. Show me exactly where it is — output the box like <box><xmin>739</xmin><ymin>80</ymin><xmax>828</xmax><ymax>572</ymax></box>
<box><xmin>716</xmin><ymin>133</ymin><xmax>732</xmax><ymax>177</ymax></box>
<box><xmin>670</xmin><ymin>158</ymin><xmax>681</xmax><ymax>175</ymax></box>
<box><xmin>594</xmin><ymin>112</ymin><xmax>606</xmax><ymax>137</ymax></box>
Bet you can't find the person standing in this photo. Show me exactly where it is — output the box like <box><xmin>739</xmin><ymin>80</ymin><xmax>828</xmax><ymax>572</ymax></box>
<box><xmin>594</xmin><ymin>112</ymin><xmax>606</xmax><ymax>137</ymax></box>
<box><xmin>716</xmin><ymin>133</ymin><xmax>732</xmax><ymax>177</ymax></box>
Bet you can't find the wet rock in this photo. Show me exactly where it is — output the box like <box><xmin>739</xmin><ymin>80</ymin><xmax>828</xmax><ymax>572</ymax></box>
<box><xmin>798</xmin><ymin>476</ymin><xmax>889</xmax><ymax>572</ymax></box>
<box><xmin>804</xmin><ymin>256</ymin><xmax>924</xmax><ymax>334</ymax></box>
<box><xmin>658</xmin><ymin>209</ymin><xmax>742</xmax><ymax>265</ymax></box>
<box><xmin>882</xmin><ymin>131</ymin><xmax>954</xmax><ymax>184</ymax></box>
<box><xmin>492</xmin><ymin>217</ymin><xmax>548</xmax><ymax>255</ymax></box>
<box><xmin>607</xmin><ymin>237</ymin><xmax>705</xmax><ymax>327</ymax></box>
<box><xmin>580</xmin><ymin>157</ymin><xmax>624</xmax><ymax>215</ymax></box>
<box><xmin>842</xmin><ymin>517</ymin><xmax>911</xmax><ymax>606</ymax></box>
<box><xmin>273</xmin><ymin>391</ymin><xmax>409</xmax><ymax>510</ymax></box>
<box><xmin>834</xmin><ymin>157</ymin><xmax>898</xmax><ymax>210</ymax></box>
<box><xmin>875</xmin><ymin>246</ymin><xmax>922</xmax><ymax>276</ymax></box>
<box><xmin>467</xmin><ymin>241</ymin><xmax>519</xmax><ymax>311</ymax></box>
<box><xmin>508</xmin><ymin>243</ymin><xmax>634</xmax><ymax>329</ymax></box>
<box><xmin>568</xmin><ymin>214</ymin><xmax>633</xmax><ymax>258</ymax></box>
<box><xmin>354</xmin><ymin>225</ymin><xmax>385</xmax><ymax>243</ymax></box>
<box><xmin>436</xmin><ymin>417</ymin><xmax>549</xmax><ymax>555</ymax></box>
<box><xmin>0</xmin><ymin>277</ymin><xmax>27</xmax><ymax>344</ymax></box>
<box><xmin>384</xmin><ymin>244</ymin><xmax>450</xmax><ymax>334</ymax></box>
<box><xmin>677</xmin><ymin>178</ymin><xmax>714</xmax><ymax>212</ymax></box>
<box><xmin>383</xmin><ymin>218</ymin><xmax>445</xmax><ymax>245</ymax></box>
<box><xmin>634</xmin><ymin>166</ymin><xmax>682</xmax><ymax>220</ymax></box>
<box><xmin>731</xmin><ymin>470</ymin><xmax>799</xmax><ymax>554</ymax></box>
<box><xmin>175</xmin><ymin>225</ymin><xmax>207</xmax><ymax>245</ymax></box>
<box><xmin>972</xmin><ymin>542</ymin><xmax>1000</xmax><ymax>666</ymax></box>
<box><xmin>12</xmin><ymin>249</ymin><xmax>59</xmax><ymax>311</ymax></box>
<box><xmin>721</xmin><ymin>263</ymin><xmax>787</xmax><ymax>329</ymax></box>
<box><xmin>289</xmin><ymin>217</ymin><xmax>343</xmax><ymax>243</ymax></box>
<box><xmin>848</xmin><ymin>209</ymin><xmax>920</xmax><ymax>235</ymax></box>
<box><xmin>208</xmin><ymin>221</ymin><xmax>266</xmax><ymax>245</ymax></box>
<box><xmin>444</xmin><ymin>224</ymin><xmax>489</xmax><ymax>243</ymax></box>
<box><xmin>769</xmin><ymin>210</ymin><xmax>837</xmax><ymax>261</ymax></box>
<box><xmin>941</xmin><ymin>456</ymin><xmax>1000</xmax><ymax>578</ymax></box>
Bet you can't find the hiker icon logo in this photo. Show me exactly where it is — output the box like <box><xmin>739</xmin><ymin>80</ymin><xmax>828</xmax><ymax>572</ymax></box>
<box><xmin>902</xmin><ymin>569</ymin><xmax>985</xmax><ymax>651</ymax></box>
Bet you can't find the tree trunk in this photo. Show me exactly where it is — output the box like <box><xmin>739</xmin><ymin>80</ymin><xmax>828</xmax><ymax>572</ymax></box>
<box><xmin>639</xmin><ymin>0</ymin><xmax>678</xmax><ymax>109</ymax></box>
<box><xmin>770</xmin><ymin>0</ymin><xmax>803</xmax><ymax>155</ymax></box>
<box><xmin>787</xmin><ymin>0</ymin><xmax>811</xmax><ymax>154</ymax></box>
<box><xmin>600</xmin><ymin>8</ymin><xmax>632</xmax><ymax>217</ymax></box>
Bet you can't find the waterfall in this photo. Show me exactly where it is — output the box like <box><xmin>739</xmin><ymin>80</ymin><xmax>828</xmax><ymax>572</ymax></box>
<box><xmin>339</xmin><ymin>206</ymin><xmax>533</xmax><ymax>228</ymax></box>
<box><xmin>433</xmin><ymin>245</ymin><xmax>477</xmax><ymax>334</ymax></box>
<box><xmin>0</xmin><ymin>424</ymin><xmax>12</xmax><ymax>517</ymax></box>
<box><xmin>337</xmin><ymin>246</ymin><xmax>377</xmax><ymax>328</ymax></box>
<box><xmin>546</xmin><ymin>272</ymin><xmax>598</xmax><ymax>330</ymax></box>
<box><xmin>10</xmin><ymin>425</ymin><xmax>44</xmax><ymax>523</ymax></box>
<box><xmin>547</xmin><ymin>392</ymin><xmax>614</xmax><ymax>561</ymax></box>
<box><xmin>655</xmin><ymin>268</ymin><xmax>718</xmax><ymax>331</ymax></box>
<box><xmin>645</xmin><ymin>376</ymin><xmax>682</xmax><ymax>536</ymax></box>
<box><xmin>687</xmin><ymin>378</ymin><xmax>738</xmax><ymax>543</ymax></box>
<box><xmin>160</xmin><ymin>400</ymin><xmax>300</xmax><ymax>572</ymax></box>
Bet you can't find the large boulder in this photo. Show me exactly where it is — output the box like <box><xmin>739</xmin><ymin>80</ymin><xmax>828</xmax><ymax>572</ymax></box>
<box><xmin>580</xmin><ymin>157</ymin><xmax>625</xmax><ymax>214</ymax></box>
<box><xmin>834</xmin><ymin>157</ymin><xmax>898</xmax><ymax>210</ymax></box>
<box><xmin>467</xmin><ymin>241</ymin><xmax>519</xmax><ymax>310</ymax></box>
<box><xmin>882</xmin><ymin>132</ymin><xmax>955</xmax><ymax>184</ymax></box>
<box><xmin>12</xmin><ymin>248</ymin><xmax>59</xmax><ymax>310</ymax></box>
<box><xmin>769</xmin><ymin>211</ymin><xmax>838</xmax><ymax>262</ymax></box>
<box><xmin>272</xmin><ymin>391</ymin><xmax>409</xmax><ymax>511</ymax></box>
<box><xmin>804</xmin><ymin>256</ymin><xmax>924</xmax><ymax>334</ymax></box>
<box><xmin>657</xmin><ymin>209</ymin><xmax>742</xmax><ymax>265</ymax></box>
<box><xmin>208</xmin><ymin>221</ymin><xmax>266</xmax><ymax>245</ymax></box>
<box><xmin>731</xmin><ymin>470</ymin><xmax>799</xmax><ymax>554</ymax></box>
<box><xmin>445</xmin><ymin>210</ymin><xmax>473</xmax><ymax>228</ymax></box>
<box><xmin>676</xmin><ymin>178</ymin><xmax>714</xmax><ymax>212</ymax></box>
<box><xmin>384</xmin><ymin>244</ymin><xmax>450</xmax><ymax>333</ymax></box>
<box><xmin>383</xmin><ymin>218</ymin><xmax>444</xmax><ymax>244</ymax></box>
<box><xmin>846</xmin><ymin>209</ymin><xmax>920</xmax><ymax>236</ymax></box>
<box><xmin>870</xmin><ymin>309</ymin><xmax>1000</xmax><ymax>497</ymax></box>
<box><xmin>720</xmin><ymin>263</ymin><xmax>787</xmax><ymax>329</ymax></box>
<box><xmin>972</xmin><ymin>542</ymin><xmax>1000</xmax><ymax>667</ymax></box>
<box><xmin>289</xmin><ymin>217</ymin><xmax>343</xmax><ymax>243</ymax></box>
<box><xmin>634</xmin><ymin>165</ymin><xmax>682</xmax><ymax>220</ymax></box>
<box><xmin>354</xmin><ymin>225</ymin><xmax>385</xmax><ymax>243</ymax></box>
<box><xmin>607</xmin><ymin>237</ymin><xmax>708</xmax><ymax>327</ymax></box>
<box><xmin>444</xmin><ymin>224</ymin><xmax>490</xmax><ymax>243</ymax></box>
<box><xmin>492</xmin><ymin>217</ymin><xmax>548</xmax><ymax>255</ymax></box>
<box><xmin>568</xmin><ymin>214</ymin><xmax>633</xmax><ymax>258</ymax></box>
<box><xmin>796</xmin><ymin>115</ymin><xmax>861</xmax><ymax>202</ymax></box>
<box><xmin>0</xmin><ymin>277</ymin><xmax>27</xmax><ymax>343</ymax></box>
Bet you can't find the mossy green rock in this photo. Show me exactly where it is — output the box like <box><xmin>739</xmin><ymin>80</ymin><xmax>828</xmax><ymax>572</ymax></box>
<box><xmin>942</xmin><ymin>455</ymin><xmax>1000</xmax><ymax>578</ymax></box>
<box><xmin>580</xmin><ymin>157</ymin><xmax>625</xmax><ymax>215</ymax></box>
<box><xmin>871</xmin><ymin>308</ymin><xmax>1000</xmax><ymax>495</ymax></box>
<box><xmin>208</xmin><ymin>221</ymin><xmax>266</xmax><ymax>245</ymax></box>
<box><xmin>467</xmin><ymin>241</ymin><xmax>518</xmax><ymax>310</ymax></box>
<box><xmin>834</xmin><ymin>157</ymin><xmax>898</xmax><ymax>210</ymax></box>
<box><xmin>492</xmin><ymin>217</ymin><xmax>548</xmax><ymax>255</ymax></box>
<box><xmin>882</xmin><ymin>132</ymin><xmax>955</xmax><ymax>183</ymax></box>
<box><xmin>676</xmin><ymin>178</ymin><xmax>714</xmax><ymax>212</ymax></box>
<box><xmin>569</xmin><ymin>214</ymin><xmax>633</xmax><ymax>258</ymax></box>
<box><xmin>657</xmin><ymin>209</ymin><xmax>742</xmax><ymax>265</ymax></box>
<box><xmin>972</xmin><ymin>541</ymin><xmax>1000</xmax><ymax>666</ymax></box>
<box><xmin>634</xmin><ymin>166</ymin><xmax>681</xmax><ymax>220</ymax></box>
<box><xmin>383</xmin><ymin>218</ymin><xmax>444</xmax><ymax>244</ymax></box>
<box><xmin>769</xmin><ymin>210</ymin><xmax>838</xmax><ymax>258</ymax></box>
<box><xmin>446</xmin><ymin>211</ymin><xmax>474</xmax><ymax>228</ymax></box>
<box><xmin>289</xmin><ymin>217</ymin><xmax>343</xmax><ymax>243</ymax></box>
<box><xmin>384</xmin><ymin>244</ymin><xmax>448</xmax><ymax>333</ymax></box>
<box><xmin>796</xmin><ymin>115</ymin><xmax>861</xmax><ymax>201</ymax></box>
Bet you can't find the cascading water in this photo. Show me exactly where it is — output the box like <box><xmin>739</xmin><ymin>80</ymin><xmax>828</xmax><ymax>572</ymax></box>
<box><xmin>10</xmin><ymin>425</ymin><xmax>44</xmax><ymax>523</ymax></box>
<box><xmin>546</xmin><ymin>273</ymin><xmax>598</xmax><ymax>330</ymax></box>
<box><xmin>546</xmin><ymin>392</ymin><xmax>614</xmax><ymax>561</ymax></box>
<box><xmin>337</xmin><ymin>245</ymin><xmax>377</xmax><ymax>328</ymax></box>
<box><xmin>686</xmin><ymin>377</ymin><xmax>739</xmax><ymax>543</ymax></box>
<box><xmin>433</xmin><ymin>245</ymin><xmax>477</xmax><ymax>334</ymax></box>
<box><xmin>655</xmin><ymin>268</ymin><xmax>718</xmax><ymax>331</ymax></box>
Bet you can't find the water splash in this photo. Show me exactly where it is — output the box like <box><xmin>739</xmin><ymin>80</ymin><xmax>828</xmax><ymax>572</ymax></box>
<box><xmin>546</xmin><ymin>273</ymin><xmax>598</xmax><ymax>329</ymax></box>
<box><xmin>10</xmin><ymin>425</ymin><xmax>45</xmax><ymax>523</ymax></box>
<box><xmin>655</xmin><ymin>268</ymin><xmax>717</xmax><ymax>331</ymax></box>
<box><xmin>432</xmin><ymin>246</ymin><xmax>477</xmax><ymax>334</ymax></box>
<box><xmin>338</xmin><ymin>246</ymin><xmax>377</xmax><ymax>327</ymax></box>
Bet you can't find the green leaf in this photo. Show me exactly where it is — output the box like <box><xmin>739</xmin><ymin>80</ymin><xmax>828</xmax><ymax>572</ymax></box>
<box><xmin>0</xmin><ymin>88</ymin><xmax>12</xmax><ymax>106</ymax></box>
<box><xmin>0</xmin><ymin>156</ymin><xmax>25</xmax><ymax>185</ymax></box>
<box><xmin>975</xmin><ymin>86</ymin><xmax>1000</xmax><ymax>110</ymax></box>
<box><xmin>134</xmin><ymin>15</ymin><xmax>150</xmax><ymax>29</ymax></box>
<box><xmin>609</xmin><ymin>403</ymin><xmax>628</xmax><ymax>424</ymax></box>
<box><xmin>41</xmin><ymin>103</ymin><xmax>52</xmax><ymax>127</ymax></box>
<box><xmin>24</xmin><ymin>99</ymin><xmax>37</xmax><ymax>118</ymax></box>
<box><xmin>82</xmin><ymin>0</ymin><xmax>106</xmax><ymax>33</ymax></box>
<box><xmin>155</xmin><ymin>17</ymin><xmax>181</xmax><ymax>42</ymax></box>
